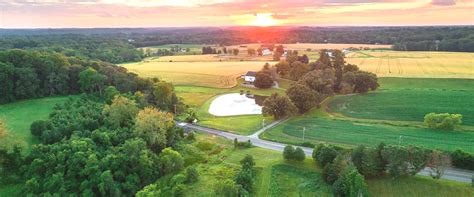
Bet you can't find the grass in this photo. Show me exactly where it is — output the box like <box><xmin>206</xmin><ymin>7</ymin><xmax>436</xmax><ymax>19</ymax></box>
<box><xmin>187</xmin><ymin>133</ymin><xmax>473</xmax><ymax>197</ymax></box>
<box><xmin>0</xmin><ymin>96</ymin><xmax>76</xmax><ymax>148</ymax></box>
<box><xmin>346</xmin><ymin>50</ymin><xmax>474</xmax><ymax>78</ymax></box>
<box><xmin>262</xmin><ymin>115</ymin><xmax>474</xmax><ymax>152</ymax></box>
<box><xmin>329</xmin><ymin>78</ymin><xmax>474</xmax><ymax>126</ymax></box>
<box><xmin>268</xmin><ymin>164</ymin><xmax>332</xmax><ymax>197</ymax></box>
<box><xmin>367</xmin><ymin>176</ymin><xmax>474</xmax><ymax>197</ymax></box>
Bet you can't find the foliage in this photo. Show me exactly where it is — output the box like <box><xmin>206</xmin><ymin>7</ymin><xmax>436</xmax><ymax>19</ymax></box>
<box><xmin>30</xmin><ymin>120</ymin><xmax>53</xmax><ymax>137</ymax></box>
<box><xmin>313</xmin><ymin>144</ymin><xmax>339</xmax><ymax>167</ymax></box>
<box><xmin>288</xmin><ymin>61</ymin><xmax>310</xmax><ymax>81</ymax></box>
<box><xmin>254</xmin><ymin>71</ymin><xmax>274</xmax><ymax>89</ymax></box>
<box><xmin>323</xmin><ymin>154</ymin><xmax>348</xmax><ymax>184</ymax></box>
<box><xmin>381</xmin><ymin>145</ymin><xmax>430</xmax><ymax>178</ymax></box>
<box><xmin>234</xmin><ymin>139</ymin><xmax>253</xmax><ymax>149</ymax></box>
<box><xmin>299</xmin><ymin>69</ymin><xmax>336</xmax><ymax>96</ymax></box>
<box><xmin>424</xmin><ymin>113</ymin><xmax>462</xmax><ymax>130</ymax></box>
<box><xmin>133</xmin><ymin>107</ymin><xmax>177</xmax><ymax>151</ymax></box>
<box><xmin>427</xmin><ymin>150</ymin><xmax>451</xmax><ymax>179</ymax></box>
<box><xmin>185</xmin><ymin>166</ymin><xmax>199</xmax><ymax>183</ymax></box>
<box><xmin>262</xmin><ymin>93</ymin><xmax>297</xmax><ymax>119</ymax></box>
<box><xmin>286</xmin><ymin>83</ymin><xmax>320</xmax><ymax>113</ymax></box>
<box><xmin>102</xmin><ymin>96</ymin><xmax>139</xmax><ymax>129</ymax></box>
<box><xmin>79</xmin><ymin>67</ymin><xmax>107</xmax><ymax>95</ymax></box>
<box><xmin>351</xmin><ymin>145</ymin><xmax>386</xmax><ymax>177</ymax></box>
<box><xmin>159</xmin><ymin>148</ymin><xmax>184</xmax><ymax>175</ymax></box>
<box><xmin>214</xmin><ymin>179</ymin><xmax>239</xmax><ymax>197</ymax></box>
<box><xmin>235</xmin><ymin>155</ymin><xmax>256</xmax><ymax>193</ymax></box>
<box><xmin>332</xmin><ymin>166</ymin><xmax>369</xmax><ymax>197</ymax></box>
<box><xmin>450</xmin><ymin>149</ymin><xmax>474</xmax><ymax>170</ymax></box>
<box><xmin>283</xmin><ymin>145</ymin><xmax>305</xmax><ymax>161</ymax></box>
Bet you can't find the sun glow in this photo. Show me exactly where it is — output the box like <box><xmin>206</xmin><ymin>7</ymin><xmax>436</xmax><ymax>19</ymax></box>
<box><xmin>251</xmin><ymin>13</ymin><xmax>277</xmax><ymax>26</ymax></box>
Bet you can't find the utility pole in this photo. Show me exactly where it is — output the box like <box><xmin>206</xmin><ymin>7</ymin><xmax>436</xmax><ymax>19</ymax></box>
<box><xmin>303</xmin><ymin>127</ymin><xmax>306</xmax><ymax>142</ymax></box>
<box><xmin>398</xmin><ymin>135</ymin><xmax>403</xmax><ymax>146</ymax></box>
<box><xmin>174</xmin><ymin>104</ymin><xmax>177</xmax><ymax>115</ymax></box>
<box><xmin>262</xmin><ymin>119</ymin><xmax>265</xmax><ymax>128</ymax></box>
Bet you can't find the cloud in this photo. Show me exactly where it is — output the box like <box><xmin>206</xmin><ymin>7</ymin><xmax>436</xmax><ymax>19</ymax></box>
<box><xmin>431</xmin><ymin>0</ymin><xmax>456</xmax><ymax>6</ymax></box>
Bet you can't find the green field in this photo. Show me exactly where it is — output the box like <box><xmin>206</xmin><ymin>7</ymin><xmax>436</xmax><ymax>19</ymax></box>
<box><xmin>268</xmin><ymin>164</ymin><xmax>332</xmax><ymax>196</ymax></box>
<box><xmin>263</xmin><ymin>116</ymin><xmax>474</xmax><ymax>152</ymax></box>
<box><xmin>329</xmin><ymin>78</ymin><xmax>474</xmax><ymax>126</ymax></box>
<box><xmin>0</xmin><ymin>96</ymin><xmax>75</xmax><ymax>147</ymax></box>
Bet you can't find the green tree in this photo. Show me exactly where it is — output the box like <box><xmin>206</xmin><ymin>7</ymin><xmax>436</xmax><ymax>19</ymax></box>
<box><xmin>159</xmin><ymin>147</ymin><xmax>184</xmax><ymax>174</ymax></box>
<box><xmin>293</xmin><ymin>147</ymin><xmax>306</xmax><ymax>161</ymax></box>
<box><xmin>104</xmin><ymin>86</ymin><xmax>120</xmax><ymax>104</ymax></box>
<box><xmin>283</xmin><ymin>145</ymin><xmax>295</xmax><ymax>160</ymax></box>
<box><xmin>323</xmin><ymin>154</ymin><xmax>348</xmax><ymax>184</ymax></box>
<box><xmin>254</xmin><ymin>71</ymin><xmax>274</xmax><ymax>88</ymax></box>
<box><xmin>30</xmin><ymin>120</ymin><xmax>52</xmax><ymax>137</ymax></box>
<box><xmin>0</xmin><ymin>63</ymin><xmax>15</xmax><ymax>103</ymax></box>
<box><xmin>262</xmin><ymin>93</ymin><xmax>297</xmax><ymax>119</ymax></box>
<box><xmin>103</xmin><ymin>96</ymin><xmax>139</xmax><ymax>129</ymax></box>
<box><xmin>333</xmin><ymin>166</ymin><xmax>369</xmax><ymax>197</ymax></box>
<box><xmin>382</xmin><ymin>145</ymin><xmax>430</xmax><ymax>177</ymax></box>
<box><xmin>424</xmin><ymin>113</ymin><xmax>462</xmax><ymax>130</ymax></box>
<box><xmin>275</xmin><ymin>60</ymin><xmax>290</xmax><ymax>77</ymax></box>
<box><xmin>289</xmin><ymin>61</ymin><xmax>310</xmax><ymax>81</ymax></box>
<box><xmin>14</xmin><ymin>67</ymin><xmax>40</xmax><ymax>99</ymax></box>
<box><xmin>134</xmin><ymin>107</ymin><xmax>175</xmax><ymax>151</ymax></box>
<box><xmin>149</xmin><ymin>81</ymin><xmax>178</xmax><ymax>111</ymax></box>
<box><xmin>299</xmin><ymin>68</ymin><xmax>336</xmax><ymax>96</ymax></box>
<box><xmin>313</xmin><ymin>144</ymin><xmax>339</xmax><ymax>167</ymax></box>
<box><xmin>79</xmin><ymin>67</ymin><xmax>107</xmax><ymax>95</ymax></box>
<box><xmin>286</xmin><ymin>83</ymin><xmax>320</xmax><ymax>113</ymax></box>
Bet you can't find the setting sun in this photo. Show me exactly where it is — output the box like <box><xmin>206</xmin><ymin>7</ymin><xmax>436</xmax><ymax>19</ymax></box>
<box><xmin>251</xmin><ymin>13</ymin><xmax>277</xmax><ymax>26</ymax></box>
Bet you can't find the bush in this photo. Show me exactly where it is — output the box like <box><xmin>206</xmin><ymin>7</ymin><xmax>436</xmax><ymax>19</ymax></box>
<box><xmin>185</xmin><ymin>166</ymin><xmax>199</xmax><ymax>183</ymax></box>
<box><xmin>30</xmin><ymin>120</ymin><xmax>52</xmax><ymax>137</ymax></box>
<box><xmin>214</xmin><ymin>179</ymin><xmax>239</xmax><ymax>197</ymax></box>
<box><xmin>234</xmin><ymin>139</ymin><xmax>252</xmax><ymax>149</ymax></box>
<box><xmin>293</xmin><ymin>147</ymin><xmax>306</xmax><ymax>161</ymax></box>
<box><xmin>283</xmin><ymin>145</ymin><xmax>295</xmax><ymax>160</ymax></box>
<box><xmin>450</xmin><ymin>149</ymin><xmax>474</xmax><ymax>170</ymax></box>
<box><xmin>424</xmin><ymin>113</ymin><xmax>462</xmax><ymax>130</ymax></box>
<box><xmin>313</xmin><ymin>144</ymin><xmax>339</xmax><ymax>167</ymax></box>
<box><xmin>300</xmin><ymin>142</ymin><xmax>315</xmax><ymax>148</ymax></box>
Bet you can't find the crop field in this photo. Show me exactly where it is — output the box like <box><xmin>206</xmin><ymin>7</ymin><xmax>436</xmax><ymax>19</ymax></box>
<box><xmin>139</xmin><ymin>44</ymin><xmax>208</xmax><ymax>55</ymax></box>
<box><xmin>262</xmin><ymin>116</ymin><xmax>474</xmax><ymax>152</ymax></box>
<box><xmin>0</xmin><ymin>96</ymin><xmax>75</xmax><ymax>148</ymax></box>
<box><xmin>122</xmin><ymin>60</ymin><xmax>272</xmax><ymax>88</ymax></box>
<box><xmin>329</xmin><ymin>78</ymin><xmax>474</xmax><ymax>126</ymax></box>
<box><xmin>346</xmin><ymin>50</ymin><xmax>474</xmax><ymax>78</ymax></box>
<box><xmin>227</xmin><ymin>43</ymin><xmax>391</xmax><ymax>50</ymax></box>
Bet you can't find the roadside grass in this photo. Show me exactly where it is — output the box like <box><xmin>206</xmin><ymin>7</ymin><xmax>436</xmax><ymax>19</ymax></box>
<box><xmin>0</xmin><ymin>96</ymin><xmax>76</xmax><ymax>148</ymax></box>
<box><xmin>346</xmin><ymin>50</ymin><xmax>474</xmax><ymax>78</ymax></box>
<box><xmin>367</xmin><ymin>176</ymin><xmax>474</xmax><ymax>197</ymax></box>
<box><xmin>329</xmin><ymin>78</ymin><xmax>474</xmax><ymax>126</ymax></box>
<box><xmin>187</xmin><ymin>133</ymin><xmax>473</xmax><ymax>197</ymax></box>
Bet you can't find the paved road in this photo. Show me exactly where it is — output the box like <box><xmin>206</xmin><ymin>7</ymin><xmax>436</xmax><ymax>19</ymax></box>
<box><xmin>177</xmin><ymin>122</ymin><xmax>474</xmax><ymax>183</ymax></box>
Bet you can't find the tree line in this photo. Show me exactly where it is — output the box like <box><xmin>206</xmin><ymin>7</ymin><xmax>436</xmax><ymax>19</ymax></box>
<box><xmin>261</xmin><ymin>49</ymin><xmax>379</xmax><ymax>119</ymax></box>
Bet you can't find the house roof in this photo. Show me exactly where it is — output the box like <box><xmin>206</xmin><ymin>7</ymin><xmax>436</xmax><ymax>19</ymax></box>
<box><xmin>245</xmin><ymin>71</ymin><xmax>257</xmax><ymax>77</ymax></box>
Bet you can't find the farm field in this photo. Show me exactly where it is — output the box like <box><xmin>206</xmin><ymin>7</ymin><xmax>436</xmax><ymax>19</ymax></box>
<box><xmin>329</xmin><ymin>78</ymin><xmax>474</xmax><ymax>126</ymax></box>
<box><xmin>0</xmin><ymin>96</ymin><xmax>76</xmax><ymax>148</ymax></box>
<box><xmin>185</xmin><ymin>133</ymin><xmax>473</xmax><ymax>197</ymax></box>
<box><xmin>140</xmin><ymin>44</ymin><xmax>208</xmax><ymax>55</ymax></box>
<box><xmin>122</xmin><ymin>60</ymin><xmax>274</xmax><ymax>88</ymax></box>
<box><xmin>262</xmin><ymin>115</ymin><xmax>474</xmax><ymax>152</ymax></box>
<box><xmin>346</xmin><ymin>50</ymin><xmax>474</xmax><ymax>78</ymax></box>
<box><xmin>227</xmin><ymin>43</ymin><xmax>391</xmax><ymax>50</ymax></box>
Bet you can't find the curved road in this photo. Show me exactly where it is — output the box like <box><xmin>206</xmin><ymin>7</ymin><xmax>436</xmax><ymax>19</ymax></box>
<box><xmin>177</xmin><ymin>122</ymin><xmax>473</xmax><ymax>183</ymax></box>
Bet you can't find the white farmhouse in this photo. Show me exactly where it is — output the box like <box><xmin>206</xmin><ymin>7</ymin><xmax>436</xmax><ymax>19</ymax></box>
<box><xmin>262</xmin><ymin>48</ymin><xmax>272</xmax><ymax>56</ymax></box>
<box><xmin>242</xmin><ymin>71</ymin><xmax>257</xmax><ymax>83</ymax></box>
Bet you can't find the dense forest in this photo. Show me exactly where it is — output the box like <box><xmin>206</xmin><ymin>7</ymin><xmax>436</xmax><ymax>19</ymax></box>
<box><xmin>1</xmin><ymin>26</ymin><xmax>473</xmax><ymax>64</ymax></box>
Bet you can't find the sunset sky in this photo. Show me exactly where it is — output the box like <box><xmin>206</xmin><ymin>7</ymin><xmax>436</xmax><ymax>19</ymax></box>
<box><xmin>0</xmin><ymin>0</ymin><xmax>472</xmax><ymax>28</ymax></box>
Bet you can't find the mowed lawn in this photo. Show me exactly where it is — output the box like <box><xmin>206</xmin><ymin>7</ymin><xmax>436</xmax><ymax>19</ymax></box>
<box><xmin>0</xmin><ymin>96</ymin><xmax>75</xmax><ymax>147</ymax></box>
<box><xmin>122</xmin><ymin>60</ymin><xmax>273</xmax><ymax>88</ymax></box>
<box><xmin>346</xmin><ymin>50</ymin><xmax>474</xmax><ymax>78</ymax></box>
<box><xmin>329</xmin><ymin>78</ymin><xmax>474</xmax><ymax>126</ymax></box>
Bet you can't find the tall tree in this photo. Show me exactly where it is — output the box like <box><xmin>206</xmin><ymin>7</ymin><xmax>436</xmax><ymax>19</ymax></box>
<box><xmin>286</xmin><ymin>83</ymin><xmax>320</xmax><ymax>113</ymax></box>
<box><xmin>262</xmin><ymin>93</ymin><xmax>297</xmax><ymax>119</ymax></box>
<box><xmin>102</xmin><ymin>96</ymin><xmax>139</xmax><ymax>129</ymax></box>
<box><xmin>79</xmin><ymin>67</ymin><xmax>107</xmax><ymax>95</ymax></box>
<box><xmin>289</xmin><ymin>61</ymin><xmax>310</xmax><ymax>81</ymax></box>
<box><xmin>133</xmin><ymin>107</ymin><xmax>175</xmax><ymax>151</ymax></box>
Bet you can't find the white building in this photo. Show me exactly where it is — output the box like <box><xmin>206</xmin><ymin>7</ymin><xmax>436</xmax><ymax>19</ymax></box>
<box><xmin>262</xmin><ymin>48</ymin><xmax>272</xmax><ymax>56</ymax></box>
<box><xmin>242</xmin><ymin>71</ymin><xmax>257</xmax><ymax>83</ymax></box>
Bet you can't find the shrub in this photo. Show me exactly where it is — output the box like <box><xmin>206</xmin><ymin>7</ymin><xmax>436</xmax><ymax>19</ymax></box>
<box><xmin>293</xmin><ymin>147</ymin><xmax>306</xmax><ymax>161</ymax></box>
<box><xmin>424</xmin><ymin>113</ymin><xmax>462</xmax><ymax>130</ymax></box>
<box><xmin>283</xmin><ymin>145</ymin><xmax>295</xmax><ymax>160</ymax></box>
<box><xmin>214</xmin><ymin>180</ymin><xmax>239</xmax><ymax>197</ymax></box>
<box><xmin>332</xmin><ymin>166</ymin><xmax>369</xmax><ymax>197</ymax></box>
<box><xmin>234</xmin><ymin>139</ymin><xmax>252</xmax><ymax>149</ymax></box>
<box><xmin>450</xmin><ymin>149</ymin><xmax>474</xmax><ymax>170</ymax></box>
<box><xmin>30</xmin><ymin>120</ymin><xmax>52</xmax><ymax>137</ymax></box>
<box><xmin>185</xmin><ymin>166</ymin><xmax>199</xmax><ymax>183</ymax></box>
<box><xmin>313</xmin><ymin>144</ymin><xmax>339</xmax><ymax>167</ymax></box>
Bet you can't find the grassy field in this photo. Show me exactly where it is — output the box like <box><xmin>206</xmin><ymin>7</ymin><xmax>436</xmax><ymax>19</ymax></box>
<box><xmin>329</xmin><ymin>78</ymin><xmax>474</xmax><ymax>126</ymax></box>
<box><xmin>346</xmin><ymin>50</ymin><xmax>474</xmax><ymax>78</ymax></box>
<box><xmin>122</xmin><ymin>60</ymin><xmax>273</xmax><ymax>88</ymax></box>
<box><xmin>140</xmin><ymin>44</ymin><xmax>208</xmax><ymax>55</ymax></box>
<box><xmin>186</xmin><ymin>133</ymin><xmax>473</xmax><ymax>197</ymax></box>
<box><xmin>0</xmin><ymin>96</ymin><xmax>75</xmax><ymax>148</ymax></box>
<box><xmin>227</xmin><ymin>43</ymin><xmax>391</xmax><ymax>50</ymax></box>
